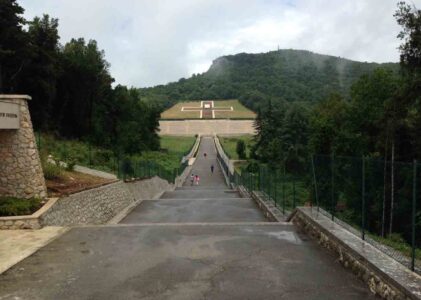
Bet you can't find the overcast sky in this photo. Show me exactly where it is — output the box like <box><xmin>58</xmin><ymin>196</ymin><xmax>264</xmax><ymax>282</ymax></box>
<box><xmin>19</xmin><ymin>0</ymin><xmax>409</xmax><ymax>88</ymax></box>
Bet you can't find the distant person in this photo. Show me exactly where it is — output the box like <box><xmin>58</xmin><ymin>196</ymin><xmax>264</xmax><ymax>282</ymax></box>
<box><xmin>190</xmin><ymin>174</ymin><xmax>195</xmax><ymax>186</ymax></box>
<box><xmin>211</xmin><ymin>164</ymin><xmax>214</xmax><ymax>174</ymax></box>
<box><xmin>204</xmin><ymin>152</ymin><xmax>207</xmax><ymax>158</ymax></box>
<box><xmin>195</xmin><ymin>175</ymin><xmax>200</xmax><ymax>185</ymax></box>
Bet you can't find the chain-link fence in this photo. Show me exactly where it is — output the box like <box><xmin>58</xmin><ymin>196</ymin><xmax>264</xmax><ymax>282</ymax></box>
<box><xmin>219</xmin><ymin>152</ymin><xmax>421</xmax><ymax>274</ymax></box>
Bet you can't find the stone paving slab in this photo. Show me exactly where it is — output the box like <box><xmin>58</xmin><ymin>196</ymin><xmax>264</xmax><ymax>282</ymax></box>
<box><xmin>0</xmin><ymin>226</ymin><xmax>69</xmax><ymax>274</ymax></box>
<box><xmin>0</xmin><ymin>224</ymin><xmax>376</xmax><ymax>300</ymax></box>
<box><xmin>120</xmin><ymin>198</ymin><xmax>267</xmax><ymax>223</ymax></box>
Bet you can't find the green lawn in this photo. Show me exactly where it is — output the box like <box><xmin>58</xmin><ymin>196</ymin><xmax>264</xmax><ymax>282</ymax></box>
<box><xmin>136</xmin><ymin>135</ymin><xmax>196</xmax><ymax>170</ymax></box>
<box><xmin>160</xmin><ymin>99</ymin><xmax>255</xmax><ymax>119</ymax></box>
<box><xmin>219</xmin><ymin>135</ymin><xmax>255</xmax><ymax>159</ymax></box>
<box><xmin>160</xmin><ymin>135</ymin><xmax>196</xmax><ymax>156</ymax></box>
<box><xmin>213</xmin><ymin>100</ymin><xmax>256</xmax><ymax>119</ymax></box>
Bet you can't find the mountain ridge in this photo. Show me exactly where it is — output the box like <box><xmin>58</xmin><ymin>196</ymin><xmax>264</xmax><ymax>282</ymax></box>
<box><xmin>140</xmin><ymin>49</ymin><xmax>399</xmax><ymax>110</ymax></box>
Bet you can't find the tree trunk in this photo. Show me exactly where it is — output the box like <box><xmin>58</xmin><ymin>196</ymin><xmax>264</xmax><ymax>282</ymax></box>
<box><xmin>389</xmin><ymin>141</ymin><xmax>395</xmax><ymax>236</ymax></box>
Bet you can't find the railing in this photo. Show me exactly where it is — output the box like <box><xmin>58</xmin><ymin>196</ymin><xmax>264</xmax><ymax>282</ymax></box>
<box><xmin>217</xmin><ymin>150</ymin><xmax>421</xmax><ymax>275</ymax></box>
<box><xmin>312</xmin><ymin>155</ymin><xmax>420</xmax><ymax>273</ymax></box>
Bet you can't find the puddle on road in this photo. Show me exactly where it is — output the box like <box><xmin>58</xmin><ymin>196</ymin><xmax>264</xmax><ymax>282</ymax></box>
<box><xmin>266</xmin><ymin>231</ymin><xmax>302</xmax><ymax>245</ymax></box>
<box><xmin>242</xmin><ymin>228</ymin><xmax>302</xmax><ymax>245</ymax></box>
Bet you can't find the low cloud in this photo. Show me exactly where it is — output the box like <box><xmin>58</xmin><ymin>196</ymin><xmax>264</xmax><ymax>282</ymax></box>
<box><xmin>19</xmin><ymin>0</ymin><xmax>403</xmax><ymax>87</ymax></box>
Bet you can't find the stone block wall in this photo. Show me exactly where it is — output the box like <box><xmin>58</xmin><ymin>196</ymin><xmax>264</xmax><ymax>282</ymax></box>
<box><xmin>40</xmin><ymin>177</ymin><xmax>173</xmax><ymax>226</ymax></box>
<box><xmin>0</xmin><ymin>217</ymin><xmax>41</xmax><ymax>230</ymax></box>
<box><xmin>0</xmin><ymin>95</ymin><xmax>47</xmax><ymax>199</ymax></box>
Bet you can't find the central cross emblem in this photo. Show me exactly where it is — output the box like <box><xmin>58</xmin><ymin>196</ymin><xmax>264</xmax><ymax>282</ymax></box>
<box><xmin>181</xmin><ymin>101</ymin><xmax>233</xmax><ymax>119</ymax></box>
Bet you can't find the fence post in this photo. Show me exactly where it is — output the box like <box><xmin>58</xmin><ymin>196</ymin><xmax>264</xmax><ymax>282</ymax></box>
<box><xmin>411</xmin><ymin>160</ymin><xmax>417</xmax><ymax>271</ymax></box>
<box><xmin>282</xmin><ymin>162</ymin><xmax>286</xmax><ymax>214</ymax></box>
<box><xmin>331</xmin><ymin>152</ymin><xmax>335</xmax><ymax>221</ymax></box>
<box><xmin>88</xmin><ymin>141</ymin><xmax>92</xmax><ymax>166</ymax></box>
<box><xmin>117</xmin><ymin>157</ymin><xmax>121</xmax><ymax>179</ymax></box>
<box><xmin>362</xmin><ymin>156</ymin><xmax>366</xmax><ymax>241</ymax></box>
<box><xmin>311</xmin><ymin>154</ymin><xmax>319</xmax><ymax>212</ymax></box>
<box><xmin>274</xmin><ymin>170</ymin><xmax>277</xmax><ymax>207</ymax></box>
<box><xmin>293</xmin><ymin>176</ymin><xmax>296</xmax><ymax>209</ymax></box>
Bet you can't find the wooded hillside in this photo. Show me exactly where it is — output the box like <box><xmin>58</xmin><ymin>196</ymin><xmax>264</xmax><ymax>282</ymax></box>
<box><xmin>140</xmin><ymin>50</ymin><xmax>398</xmax><ymax>110</ymax></box>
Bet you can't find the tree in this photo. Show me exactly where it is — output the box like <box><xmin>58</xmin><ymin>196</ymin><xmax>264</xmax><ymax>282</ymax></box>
<box><xmin>309</xmin><ymin>93</ymin><xmax>353</xmax><ymax>156</ymax></box>
<box><xmin>395</xmin><ymin>1</ymin><xmax>421</xmax><ymax>161</ymax></box>
<box><xmin>55</xmin><ymin>38</ymin><xmax>114</xmax><ymax>138</ymax></box>
<box><xmin>0</xmin><ymin>0</ymin><xmax>28</xmax><ymax>92</ymax></box>
<box><xmin>17</xmin><ymin>14</ymin><xmax>60</xmax><ymax>130</ymax></box>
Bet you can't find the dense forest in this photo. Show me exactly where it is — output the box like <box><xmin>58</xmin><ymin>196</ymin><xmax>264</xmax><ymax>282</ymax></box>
<box><xmin>0</xmin><ymin>0</ymin><xmax>160</xmax><ymax>155</ymax></box>
<box><xmin>252</xmin><ymin>2</ymin><xmax>420</xmax><ymax>165</ymax></box>
<box><xmin>248</xmin><ymin>2</ymin><xmax>421</xmax><ymax>247</ymax></box>
<box><xmin>140</xmin><ymin>49</ymin><xmax>398</xmax><ymax>111</ymax></box>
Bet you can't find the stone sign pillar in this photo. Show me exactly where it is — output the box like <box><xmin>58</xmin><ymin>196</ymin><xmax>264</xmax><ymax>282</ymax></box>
<box><xmin>0</xmin><ymin>95</ymin><xmax>47</xmax><ymax>199</ymax></box>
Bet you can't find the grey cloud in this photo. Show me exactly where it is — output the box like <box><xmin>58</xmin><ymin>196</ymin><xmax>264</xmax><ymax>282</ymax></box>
<box><xmin>19</xmin><ymin>0</ymin><xmax>403</xmax><ymax>87</ymax></box>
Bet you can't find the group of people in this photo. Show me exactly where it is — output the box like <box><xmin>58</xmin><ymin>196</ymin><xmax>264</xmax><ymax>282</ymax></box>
<box><xmin>190</xmin><ymin>164</ymin><xmax>215</xmax><ymax>186</ymax></box>
<box><xmin>190</xmin><ymin>174</ymin><xmax>200</xmax><ymax>186</ymax></box>
<box><xmin>189</xmin><ymin>152</ymin><xmax>215</xmax><ymax>186</ymax></box>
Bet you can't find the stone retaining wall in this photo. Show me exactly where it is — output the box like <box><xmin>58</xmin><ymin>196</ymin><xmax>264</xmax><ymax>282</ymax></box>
<box><xmin>292</xmin><ymin>207</ymin><xmax>421</xmax><ymax>300</ymax></box>
<box><xmin>41</xmin><ymin>177</ymin><xmax>173</xmax><ymax>226</ymax></box>
<box><xmin>159</xmin><ymin>120</ymin><xmax>255</xmax><ymax>135</ymax></box>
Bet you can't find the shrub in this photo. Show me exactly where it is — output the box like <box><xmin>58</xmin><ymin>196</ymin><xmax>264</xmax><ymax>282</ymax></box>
<box><xmin>0</xmin><ymin>197</ymin><xmax>43</xmax><ymax>216</ymax></box>
<box><xmin>236</xmin><ymin>140</ymin><xmax>247</xmax><ymax>159</ymax></box>
<box><xmin>41</xmin><ymin>157</ymin><xmax>63</xmax><ymax>180</ymax></box>
<box><xmin>65</xmin><ymin>157</ymin><xmax>77</xmax><ymax>171</ymax></box>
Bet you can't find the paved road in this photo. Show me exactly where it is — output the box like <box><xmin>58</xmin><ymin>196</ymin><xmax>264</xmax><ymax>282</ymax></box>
<box><xmin>0</xmin><ymin>224</ymin><xmax>376</xmax><ymax>300</ymax></box>
<box><xmin>184</xmin><ymin>136</ymin><xmax>226</xmax><ymax>187</ymax></box>
<box><xmin>0</xmin><ymin>137</ymin><xmax>376</xmax><ymax>299</ymax></box>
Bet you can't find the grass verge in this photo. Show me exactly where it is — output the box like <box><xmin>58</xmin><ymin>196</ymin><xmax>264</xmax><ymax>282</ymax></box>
<box><xmin>219</xmin><ymin>135</ymin><xmax>255</xmax><ymax>159</ymax></box>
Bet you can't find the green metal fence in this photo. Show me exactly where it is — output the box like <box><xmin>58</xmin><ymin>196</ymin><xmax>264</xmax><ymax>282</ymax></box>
<box><xmin>219</xmin><ymin>153</ymin><xmax>421</xmax><ymax>274</ymax></box>
<box><xmin>117</xmin><ymin>158</ymin><xmax>189</xmax><ymax>184</ymax></box>
<box><xmin>313</xmin><ymin>155</ymin><xmax>420</xmax><ymax>273</ymax></box>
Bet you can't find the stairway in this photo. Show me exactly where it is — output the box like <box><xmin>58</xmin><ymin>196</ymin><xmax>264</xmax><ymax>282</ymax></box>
<box><xmin>120</xmin><ymin>136</ymin><xmax>267</xmax><ymax>224</ymax></box>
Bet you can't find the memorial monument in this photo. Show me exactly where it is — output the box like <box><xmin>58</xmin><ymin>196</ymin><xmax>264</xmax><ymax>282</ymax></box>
<box><xmin>0</xmin><ymin>95</ymin><xmax>47</xmax><ymax>199</ymax></box>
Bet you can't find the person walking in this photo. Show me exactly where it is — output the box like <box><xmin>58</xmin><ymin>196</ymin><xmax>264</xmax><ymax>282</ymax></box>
<box><xmin>190</xmin><ymin>173</ymin><xmax>195</xmax><ymax>186</ymax></box>
<box><xmin>210</xmin><ymin>164</ymin><xmax>214</xmax><ymax>174</ymax></box>
<box><xmin>195</xmin><ymin>175</ymin><xmax>200</xmax><ymax>185</ymax></box>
